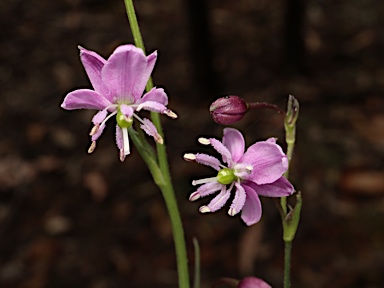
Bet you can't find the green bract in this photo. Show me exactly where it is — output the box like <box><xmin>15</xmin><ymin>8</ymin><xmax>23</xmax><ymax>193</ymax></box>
<box><xmin>216</xmin><ymin>168</ymin><xmax>236</xmax><ymax>185</ymax></box>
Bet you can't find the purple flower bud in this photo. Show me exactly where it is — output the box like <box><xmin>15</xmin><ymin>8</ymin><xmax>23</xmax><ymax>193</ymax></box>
<box><xmin>209</xmin><ymin>96</ymin><xmax>248</xmax><ymax>125</ymax></box>
<box><xmin>238</xmin><ymin>277</ymin><xmax>272</xmax><ymax>288</ymax></box>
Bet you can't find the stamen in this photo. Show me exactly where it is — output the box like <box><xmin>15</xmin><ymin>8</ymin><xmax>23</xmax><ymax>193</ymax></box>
<box><xmin>119</xmin><ymin>149</ymin><xmax>126</xmax><ymax>162</ymax></box>
<box><xmin>164</xmin><ymin>109</ymin><xmax>178</xmax><ymax>119</ymax></box>
<box><xmin>228</xmin><ymin>208</ymin><xmax>236</xmax><ymax>216</ymax></box>
<box><xmin>89</xmin><ymin>124</ymin><xmax>99</xmax><ymax>136</ymax></box>
<box><xmin>189</xmin><ymin>191</ymin><xmax>201</xmax><ymax>201</ymax></box>
<box><xmin>199</xmin><ymin>206</ymin><xmax>211</xmax><ymax>213</ymax></box>
<box><xmin>183</xmin><ymin>153</ymin><xmax>196</xmax><ymax>161</ymax></box>
<box><xmin>154</xmin><ymin>134</ymin><xmax>164</xmax><ymax>144</ymax></box>
<box><xmin>192</xmin><ymin>177</ymin><xmax>217</xmax><ymax>186</ymax></box>
<box><xmin>122</xmin><ymin>127</ymin><xmax>130</xmax><ymax>156</ymax></box>
<box><xmin>198</xmin><ymin>137</ymin><xmax>211</xmax><ymax>145</ymax></box>
<box><xmin>88</xmin><ymin>141</ymin><xmax>96</xmax><ymax>153</ymax></box>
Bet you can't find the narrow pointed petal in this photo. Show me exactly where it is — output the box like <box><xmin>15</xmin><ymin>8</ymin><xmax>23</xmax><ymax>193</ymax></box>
<box><xmin>241</xmin><ymin>184</ymin><xmax>262</xmax><ymax>226</ymax></box>
<box><xmin>92</xmin><ymin>110</ymin><xmax>108</xmax><ymax>124</ymax></box>
<box><xmin>102</xmin><ymin>45</ymin><xmax>151</xmax><ymax>103</ymax></box>
<box><xmin>115</xmin><ymin>125</ymin><xmax>123</xmax><ymax>150</ymax></box>
<box><xmin>210</xmin><ymin>138</ymin><xmax>232</xmax><ymax>165</ymax></box>
<box><xmin>138</xmin><ymin>87</ymin><xmax>168</xmax><ymax>106</ymax></box>
<box><xmin>240</xmin><ymin>141</ymin><xmax>288</xmax><ymax>185</ymax></box>
<box><xmin>136</xmin><ymin>101</ymin><xmax>168</xmax><ymax>113</ymax></box>
<box><xmin>61</xmin><ymin>89</ymin><xmax>112</xmax><ymax>110</ymax></box>
<box><xmin>222</xmin><ymin>128</ymin><xmax>245</xmax><ymax>163</ymax></box>
<box><xmin>79</xmin><ymin>46</ymin><xmax>113</xmax><ymax>101</ymax></box>
<box><xmin>245</xmin><ymin>177</ymin><xmax>294</xmax><ymax>197</ymax></box>
<box><xmin>91</xmin><ymin>123</ymin><xmax>105</xmax><ymax>141</ymax></box>
<box><xmin>140</xmin><ymin>118</ymin><xmax>163</xmax><ymax>144</ymax></box>
<box><xmin>205</xmin><ymin>187</ymin><xmax>231</xmax><ymax>212</ymax></box>
<box><xmin>190</xmin><ymin>182</ymin><xmax>222</xmax><ymax>200</ymax></box>
<box><xmin>228</xmin><ymin>183</ymin><xmax>247</xmax><ymax>216</ymax></box>
<box><xmin>194</xmin><ymin>153</ymin><xmax>221</xmax><ymax>170</ymax></box>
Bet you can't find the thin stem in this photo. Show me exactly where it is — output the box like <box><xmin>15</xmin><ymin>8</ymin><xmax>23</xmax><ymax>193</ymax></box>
<box><xmin>248</xmin><ymin>102</ymin><xmax>285</xmax><ymax>114</ymax></box>
<box><xmin>193</xmin><ymin>238</ymin><xmax>201</xmax><ymax>288</ymax></box>
<box><xmin>284</xmin><ymin>241</ymin><xmax>292</xmax><ymax>288</ymax></box>
<box><xmin>124</xmin><ymin>1</ymin><xmax>190</xmax><ymax>287</ymax></box>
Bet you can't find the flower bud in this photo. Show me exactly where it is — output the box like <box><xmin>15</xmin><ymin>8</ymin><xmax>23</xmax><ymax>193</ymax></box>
<box><xmin>209</xmin><ymin>96</ymin><xmax>248</xmax><ymax>125</ymax></box>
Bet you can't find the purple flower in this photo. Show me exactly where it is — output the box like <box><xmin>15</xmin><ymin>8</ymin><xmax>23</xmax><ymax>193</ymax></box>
<box><xmin>184</xmin><ymin>128</ymin><xmax>294</xmax><ymax>226</ymax></box>
<box><xmin>61</xmin><ymin>44</ymin><xmax>177</xmax><ymax>161</ymax></box>
<box><xmin>238</xmin><ymin>277</ymin><xmax>272</xmax><ymax>288</ymax></box>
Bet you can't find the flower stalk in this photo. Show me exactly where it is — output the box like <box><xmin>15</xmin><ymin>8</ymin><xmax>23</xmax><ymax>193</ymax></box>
<box><xmin>123</xmin><ymin>0</ymin><xmax>190</xmax><ymax>287</ymax></box>
<box><xmin>281</xmin><ymin>95</ymin><xmax>301</xmax><ymax>288</ymax></box>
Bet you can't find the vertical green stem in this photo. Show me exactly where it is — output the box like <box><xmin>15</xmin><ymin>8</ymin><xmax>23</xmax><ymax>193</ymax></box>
<box><xmin>281</xmin><ymin>95</ymin><xmax>300</xmax><ymax>288</ymax></box>
<box><xmin>284</xmin><ymin>241</ymin><xmax>292</xmax><ymax>288</ymax></box>
<box><xmin>123</xmin><ymin>1</ymin><xmax>190</xmax><ymax>287</ymax></box>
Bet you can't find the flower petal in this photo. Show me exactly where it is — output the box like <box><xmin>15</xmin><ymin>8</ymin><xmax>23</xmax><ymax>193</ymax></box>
<box><xmin>102</xmin><ymin>45</ymin><xmax>155</xmax><ymax>103</ymax></box>
<box><xmin>190</xmin><ymin>182</ymin><xmax>222</xmax><ymax>201</ymax></box>
<box><xmin>79</xmin><ymin>46</ymin><xmax>113</xmax><ymax>102</ymax></box>
<box><xmin>241</xmin><ymin>184</ymin><xmax>262</xmax><ymax>226</ymax></box>
<box><xmin>120</xmin><ymin>104</ymin><xmax>134</xmax><ymax>118</ymax></box>
<box><xmin>91</xmin><ymin>123</ymin><xmax>105</xmax><ymax>142</ymax></box>
<box><xmin>136</xmin><ymin>101</ymin><xmax>167</xmax><ymax>113</ymax></box>
<box><xmin>194</xmin><ymin>153</ymin><xmax>222</xmax><ymax>170</ymax></box>
<box><xmin>204</xmin><ymin>186</ymin><xmax>231</xmax><ymax>213</ymax></box>
<box><xmin>115</xmin><ymin>125</ymin><xmax>123</xmax><ymax>150</ymax></box>
<box><xmin>210</xmin><ymin>138</ymin><xmax>232</xmax><ymax>165</ymax></box>
<box><xmin>92</xmin><ymin>110</ymin><xmax>108</xmax><ymax>124</ymax></box>
<box><xmin>222</xmin><ymin>128</ymin><xmax>245</xmax><ymax>163</ymax></box>
<box><xmin>240</xmin><ymin>141</ymin><xmax>288</xmax><ymax>185</ymax></box>
<box><xmin>140</xmin><ymin>118</ymin><xmax>163</xmax><ymax>144</ymax></box>
<box><xmin>245</xmin><ymin>177</ymin><xmax>294</xmax><ymax>197</ymax></box>
<box><xmin>228</xmin><ymin>182</ymin><xmax>247</xmax><ymax>216</ymax></box>
<box><xmin>61</xmin><ymin>89</ymin><xmax>112</xmax><ymax>110</ymax></box>
<box><xmin>137</xmin><ymin>87</ymin><xmax>168</xmax><ymax>106</ymax></box>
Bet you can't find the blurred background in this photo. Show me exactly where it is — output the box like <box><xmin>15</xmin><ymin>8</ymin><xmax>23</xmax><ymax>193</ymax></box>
<box><xmin>1</xmin><ymin>0</ymin><xmax>384</xmax><ymax>287</ymax></box>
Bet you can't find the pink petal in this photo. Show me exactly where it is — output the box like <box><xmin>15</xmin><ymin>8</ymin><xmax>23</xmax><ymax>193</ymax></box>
<box><xmin>120</xmin><ymin>104</ymin><xmax>134</xmax><ymax>118</ymax></box>
<box><xmin>190</xmin><ymin>182</ymin><xmax>222</xmax><ymax>200</ymax></box>
<box><xmin>61</xmin><ymin>89</ymin><xmax>112</xmax><ymax>110</ymax></box>
<box><xmin>246</xmin><ymin>177</ymin><xmax>294</xmax><ymax>197</ymax></box>
<box><xmin>140</xmin><ymin>118</ymin><xmax>159</xmax><ymax>139</ymax></box>
<box><xmin>115</xmin><ymin>125</ymin><xmax>123</xmax><ymax>150</ymax></box>
<box><xmin>205</xmin><ymin>187</ymin><xmax>231</xmax><ymax>212</ymax></box>
<box><xmin>79</xmin><ymin>46</ymin><xmax>113</xmax><ymax>102</ymax></box>
<box><xmin>241</xmin><ymin>184</ymin><xmax>262</xmax><ymax>226</ymax></box>
<box><xmin>228</xmin><ymin>182</ymin><xmax>247</xmax><ymax>216</ymax></box>
<box><xmin>210</xmin><ymin>138</ymin><xmax>232</xmax><ymax>165</ymax></box>
<box><xmin>240</xmin><ymin>141</ymin><xmax>288</xmax><ymax>185</ymax></box>
<box><xmin>92</xmin><ymin>110</ymin><xmax>108</xmax><ymax>124</ymax></box>
<box><xmin>102</xmin><ymin>45</ymin><xmax>156</xmax><ymax>103</ymax></box>
<box><xmin>194</xmin><ymin>153</ymin><xmax>221</xmax><ymax>170</ymax></box>
<box><xmin>136</xmin><ymin>101</ymin><xmax>167</xmax><ymax>113</ymax></box>
<box><xmin>222</xmin><ymin>128</ymin><xmax>245</xmax><ymax>163</ymax></box>
<box><xmin>238</xmin><ymin>277</ymin><xmax>272</xmax><ymax>288</ymax></box>
<box><xmin>91</xmin><ymin>123</ymin><xmax>105</xmax><ymax>142</ymax></box>
<box><xmin>138</xmin><ymin>87</ymin><xmax>168</xmax><ymax>106</ymax></box>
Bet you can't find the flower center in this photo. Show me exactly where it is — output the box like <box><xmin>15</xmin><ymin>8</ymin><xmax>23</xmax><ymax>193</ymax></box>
<box><xmin>216</xmin><ymin>168</ymin><xmax>237</xmax><ymax>185</ymax></box>
<box><xmin>116</xmin><ymin>109</ymin><xmax>133</xmax><ymax>128</ymax></box>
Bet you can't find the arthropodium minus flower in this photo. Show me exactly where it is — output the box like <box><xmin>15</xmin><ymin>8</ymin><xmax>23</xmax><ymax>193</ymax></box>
<box><xmin>61</xmin><ymin>44</ymin><xmax>177</xmax><ymax>161</ymax></box>
<box><xmin>209</xmin><ymin>96</ymin><xmax>248</xmax><ymax>125</ymax></box>
<box><xmin>184</xmin><ymin>128</ymin><xmax>294</xmax><ymax>226</ymax></box>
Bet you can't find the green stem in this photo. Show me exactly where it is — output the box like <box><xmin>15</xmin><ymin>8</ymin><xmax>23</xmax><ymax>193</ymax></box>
<box><xmin>124</xmin><ymin>1</ymin><xmax>190</xmax><ymax>287</ymax></box>
<box><xmin>284</xmin><ymin>241</ymin><xmax>292</xmax><ymax>288</ymax></box>
<box><xmin>281</xmin><ymin>95</ymin><xmax>300</xmax><ymax>288</ymax></box>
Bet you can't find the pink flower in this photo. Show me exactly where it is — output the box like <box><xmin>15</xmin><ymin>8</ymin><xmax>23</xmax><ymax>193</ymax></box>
<box><xmin>61</xmin><ymin>44</ymin><xmax>177</xmax><ymax>161</ymax></box>
<box><xmin>238</xmin><ymin>277</ymin><xmax>272</xmax><ymax>288</ymax></box>
<box><xmin>184</xmin><ymin>128</ymin><xmax>294</xmax><ymax>226</ymax></box>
